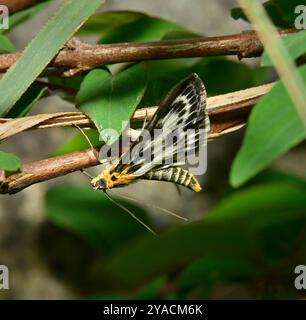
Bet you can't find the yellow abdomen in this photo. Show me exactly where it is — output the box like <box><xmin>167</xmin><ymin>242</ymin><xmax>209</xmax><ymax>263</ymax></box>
<box><xmin>141</xmin><ymin>167</ymin><xmax>202</xmax><ymax>192</ymax></box>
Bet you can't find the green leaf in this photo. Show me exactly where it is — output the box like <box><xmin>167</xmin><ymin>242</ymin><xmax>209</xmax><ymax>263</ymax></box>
<box><xmin>79</xmin><ymin>11</ymin><xmax>191</xmax><ymax>43</ymax></box>
<box><xmin>77</xmin><ymin>64</ymin><xmax>148</xmax><ymax>144</ymax></box>
<box><xmin>262</xmin><ymin>30</ymin><xmax>306</xmax><ymax>66</ymax></box>
<box><xmin>7</xmin><ymin>83</ymin><xmax>48</xmax><ymax>118</ymax></box>
<box><xmin>231</xmin><ymin>0</ymin><xmax>302</xmax><ymax>28</ymax></box>
<box><xmin>142</xmin><ymin>57</ymin><xmax>267</xmax><ymax>106</ymax></box>
<box><xmin>0</xmin><ymin>34</ymin><xmax>16</xmax><ymax>53</ymax></box>
<box><xmin>0</xmin><ymin>0</ymin><xmax>106</xmax><ymax>116</ymax></box>
<box><xmin>207</xmin><ymin>183</ymin><xmax>306</xmax><ymax>228</ymax></box>
<box><xmin>105</xmin><ymin>221</ymin><xmax>259</xmax><ymax>285</ymax></box>
<box><xmin>192</xmin><ymin>58</ymin><xmax>267</xmax><ymax>95</ymax></box>
<box><xmin>48</xmin><ymin>74</ymin><xmax>84</xmax><ymax>91</ymax></box>
<box><xmin>46</xmin><ymin>184</ymin><xmax>151</xmax><ymax>253</ymax></box>
<box><xmin>245</xmin><ymin>169</ymin><xmax>306</xmax><ymax>190</ymax></box>
<box><xmin>141</xmin><ymin>58</ymin><xmax>199</xmax><ymax>105</ymax></box>
<box><xmin>0</xmin><ymin>150</ymin><xmax>21</xmax><ymax>172</ymax></box>
<box><xmin>78</xmin><ymin>11</ymin><xmax>144</xmax><ymax>35</ymax></box>
<box><xmin>230</xmin><ymin>65</ymin><xmax>306</xmax><ymax>187</ymax></box>
<box><xmin>47</xmin><ymin>74</ymin><xmax>84</xmax><ymax>103</ymax></box>
<box><xmin>98</xmin><ymin>15</ymin><xmax>187</xmax><ymax>43</ymax></box>
<box><xmin>52</xmin><ymin>130</ymin><xmax>100</xmax><ymax>156</ymax></box>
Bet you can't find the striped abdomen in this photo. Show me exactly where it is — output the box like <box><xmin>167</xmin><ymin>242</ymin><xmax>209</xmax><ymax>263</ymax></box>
<box><xmin>141</xmin><ymin>167</ymin><xmax>202</xmax><ymax>192</ymax></box>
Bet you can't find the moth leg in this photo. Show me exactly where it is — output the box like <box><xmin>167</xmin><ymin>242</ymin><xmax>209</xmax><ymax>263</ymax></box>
<box><xmin>73</xmin><ymin>124</ymin><xmax>100</xmax><ymax>160</ymax></box>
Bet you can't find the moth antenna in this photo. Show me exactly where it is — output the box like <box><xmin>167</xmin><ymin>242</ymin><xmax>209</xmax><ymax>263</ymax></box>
<box><xmin>80</xmin><ymin>168</ymin><xmax>94</xmax><ymax>179</ymax></box>
<box><xmin>103</xmin><ymin>191</ymin><xmax>157</xmax><ymax>236</ymax></box>
<box><xmin>74</xmin><ymin>124</ymin><xmax>99</xmax><ymax>160</ymax></box>
<box><xmin>74</xmin><ymin>124</ymin><xmax>94</xmax><ymax>149</ymax></box>
<box><xmin>112</xmin><ymin>192</ymin><xmax>188</xmax><ymax>221</ymax></box>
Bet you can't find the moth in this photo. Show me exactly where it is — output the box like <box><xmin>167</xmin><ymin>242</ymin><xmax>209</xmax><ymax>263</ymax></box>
<box><xmin>78</xmin><ymin>73</ymin><xmax>209</xmax><ymax>234</ymax></box>
<box><xmin>90</xmin><ymin>73</ymin><xmax>210</xmax><ymax>193</ymax></box>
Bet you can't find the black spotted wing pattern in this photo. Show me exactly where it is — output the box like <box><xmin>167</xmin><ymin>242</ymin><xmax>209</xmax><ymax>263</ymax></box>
<box><xmin>115</xmin><ymin>73</ymin><xmax>209</xmax><ymax>176</ymax></box>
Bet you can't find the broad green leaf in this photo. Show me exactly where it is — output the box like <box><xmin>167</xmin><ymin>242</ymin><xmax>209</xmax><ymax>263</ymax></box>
<box><xmin>48</xmin><ymin>74</ymin><xmax>84</xmax><ymax>91</ymax></box>
<box><xmin>78</xmin><ymin>11</ymin><xmax>144</xmax><ymax>35</ymax></box>
<box><xmin>77</xmin><ymin>64</ymin><xmax>148</xmax><ymax>144</ymax></box>
<box><xmin>7</xmin><ymin>83</ymin><xmax>48</xmax><ymax>118</ymax></box>
<box><xmin>0</xmin><ymin>0</ymin><xmax>106</xmax><ymax>116</ymax></box>
<box><xmin>79</xmin><ymin>11</ymin><xmax>192</xmax><ymax>43</ymax></box>
<box><xmin>141</xmin><ymin>58</ymin><xmax>199</xmax><ymax>105</ymax></box>
<box><xmin>231</xmin><ymin>0</ymin><xmax>302</xmax><ymax>28</ymax></box>
<box><xmin>245</xmin><ymin>169</ymin><xmax>306</xmax><ymax>190</ymax></box>
<box><xmin>47</xmin><ymin>74</ymin><xmax>84</xmax><ymax>103</ymax></box>
<box><xmin>230</xmin><ymin>65</ymin><xmax>306</xmax><ymax>187</ymax></box>
<box><xmin>46</xmin><ymin>184</ymin><xmax>151</xmax><ymax>253</ymax></box>
<box><xmin>142</xmin><ymin>57</ymin><xmax>267</xmax><ymax>105</ymax></box>
<box><xmin>105</xmin><ymin>221</ymin><xmax>259</xmax><ymax>285</ymax></box>
<box><xmin>207</xmin><ymin>183</ymin><xmax>306</xmax><ymax>228</ymax></box>
<box><xmin>0</xmin><ymin>150</ymin><xmax>21</xmax><ymax>172</ymax></box>
<box><xmin>52</xmin><ymin>129</ymin><xmax>100</xmax><ymax>156</ymax></box>
<box><xmin>0</xmin><ymin>34</ymin><xmax>16</xmax><ymax>53</ymax></box>
<box><xmin>192</xmin><ymin>58</ymin><xmax>267</xmax><ymax>95</ymax></box>
<box><xmin>98</xmin><ymin>15</ymin><xmax>187</xmax><ymax>44</ymax></box>
<box><xmin>262</xmin><ymin>30</ymin><xmax>306</xmax><ymax>66</ymax></box>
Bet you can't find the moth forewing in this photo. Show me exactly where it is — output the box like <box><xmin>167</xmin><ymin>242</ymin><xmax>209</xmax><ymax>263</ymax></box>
<box><xmin>87</xmin><ymin>73</ymin><xmax>209</xmax><ymax>234</ymax></box>
<box><xmin>92</xmin><ymin>73</ymin><xmax>209</xmax><ymax>192</ymax></box>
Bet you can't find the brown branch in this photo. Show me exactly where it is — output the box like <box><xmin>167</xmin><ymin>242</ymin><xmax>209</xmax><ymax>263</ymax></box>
<box><xmin>1</xmin><ymin>0</ymin><xmax>44</xmax><ymax>13</ymax></box>
<box><xmin>0</xmin><ymin>29</ymin><xmax>297</xmax><ymax>76</ymax></box>
<box><xmin>0</xmin><ymin>82</ymin><xmax>273</xmax><ymax>140</ymax></box>
<box><xmin>0</xmin><ymin>83</ymin><xmax>274</xmax><ymax>194</ymax></box>
<box><xmin>0</xmin><ymin>148</ymin><xmax>99</xmax><ymax>194</ymax></box>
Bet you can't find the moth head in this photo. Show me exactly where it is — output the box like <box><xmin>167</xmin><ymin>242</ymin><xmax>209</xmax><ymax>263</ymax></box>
<box><xmin>91</xmin><ymin>176</ymin><xmax>108</xmax><ymax>191</ymax></box>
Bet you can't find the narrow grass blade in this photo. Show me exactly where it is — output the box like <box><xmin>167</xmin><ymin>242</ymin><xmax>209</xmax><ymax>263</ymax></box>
<box><xmin>0</xmin><ymin>0</ymin><xmax>106</xmax><ymax>116</ymax></box>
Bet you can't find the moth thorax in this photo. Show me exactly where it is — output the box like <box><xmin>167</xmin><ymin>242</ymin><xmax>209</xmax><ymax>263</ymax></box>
<box><xmin>91</xmin><ymin>167</ymin><xmax>135</xmax><ymax>190</ymax></box>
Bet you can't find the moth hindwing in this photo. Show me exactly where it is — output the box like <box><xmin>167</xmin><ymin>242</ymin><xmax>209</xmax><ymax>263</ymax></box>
<box><xmin>91</xmin><ymin>73</ymin><xmax>209</xmax><ymax>192</ymax></box>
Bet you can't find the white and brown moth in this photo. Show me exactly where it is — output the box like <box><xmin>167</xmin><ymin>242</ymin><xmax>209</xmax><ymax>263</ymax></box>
<box><xmin>90</xmin><ymin>73</ymin><xmax>210</xmax><ymax>193</ymax></box>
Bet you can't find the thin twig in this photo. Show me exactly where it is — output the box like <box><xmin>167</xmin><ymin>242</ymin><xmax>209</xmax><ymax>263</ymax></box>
<box><xmin>0</xmin><ymin>82</ymin><xmax>274</xmax><ymax>194</ymax></box>
<box><xmin>0</xmin><ymin>148</ymin><xmax>99</xmax><ymax>194</ymax></box>
<box><xmin>1</xmin><ymin>0</ymin><xmax>44</xmax><ymax>13</ymax></box>
<box><xmin>0</xmin><ymin>30</ymin><xmax>297</xmax><ymax>76</ymax></box>
<box><xmin>0</xmin><ymin>82</ymin><xmax>274</xmax><ymax>140</ymax></box>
